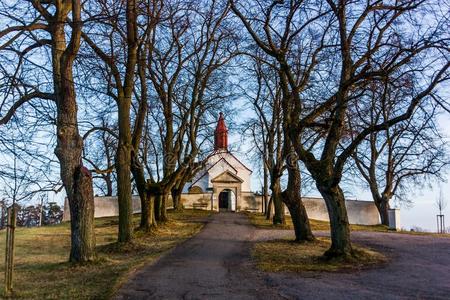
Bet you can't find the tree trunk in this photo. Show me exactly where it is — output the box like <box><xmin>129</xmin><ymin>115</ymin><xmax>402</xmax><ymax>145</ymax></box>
<box><xmin>139</xmin><ymin>188</ymin><xmax>152</xmax><ymax>230</ymax></box>
<box><xmin>115</xmin><ymin>0</ymin><xmax>138</xmax><ymax>243</ymax></box>
<box><xmin>317</xmin><ymin>184</ymin><xmax>353</xmax><ymax>259</ymax></box>
<box><xmin>172</xmin><ymin>188</ymin><xmax>183</xmax><ymax>211</ymax></box>
<box><xmin>0</xmin><ymin>201</ymin><xmax>5</xmax><ymax>229</ymax></box>
<box><xmin>375</xmin><ymin>197</ymin><xmax>390</xmax><ymax>226</ymax></box>
<box><xmin>131</xmin><ymin>154</ymin><xmax>155</xmax><ymax>230</ymax></box>
<box><xmin>282</xmin><ymin>162</ymin><xmax>314</xmax><ymax>242</ymax></box>
<box><xmin>286</xmin><ymin>203</ymin><xmax>314</xmax><ymax>242</ymax></box>
<box><xmin>52</xmin><ymin>17</ymin><xmax>96</xmax><ymax>262</ymax></box>
<box><xmin>271</xmin><ymin>180</ymin><xmax>285</xmax><ymax>225</ymax></box>
<box><xmin>131</xmin><ymin>171</ymin><xmax>154</xmax><ymax>231</ymax></box>
<box><xmin>154</xmin><ymin>192</ymin><xmax>161</xmax><ymax>221</ymax></box>
<box><xmin>69</xmin><ymin>166</ymin><xmax>96</xmax><ymax>261</ymax></box>
<box><xmin>265</xmin><ymin>196</ymin><xmax>273</xmax><ymax>220</ymax></box>
<box><xmin>116</xmin><ymin>101</ymin><xmax>133</xmax><ymax>242</ymax></box>
<box><xmin>145</xmin><ymin>190</ymin><xmax>156</xmax><ymax>229</ymax></box>
<box><xmin>105</xmin><ymin>174</ymin><xmax>113</xmax><ymax>197</ymax></box>
<box><xmin>54</xmin><ymin>100</ymin><xmax>96</xmax><ymax>262</ymax></box>
<box><xmin>160</xmin><ymin>192</ymin><xmax>168</xmax><ymax>222</ymax></box>
<box><xmin>263</xmin><ymin>162</ymin><xmax>269</xmax><ymax>214</ymax></box>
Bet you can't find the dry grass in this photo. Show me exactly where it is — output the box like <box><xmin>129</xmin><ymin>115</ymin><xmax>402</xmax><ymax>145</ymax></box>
<box><xmin>245</xmin><ymin>212</ymin><xmax>450</xmax><ymax>237</ymax></box>
<box><xmin>0</xmin><ymin>209</ymin><xmax>210</xmax><ymax>299</ymax></box>
<box><xmin>252</xmin><ymin>237</ymin><xmax>387</xmax><ymax>273</ymax></box>
<box><xmin>244</xmin><ymin>212</ymin><xmax>387</xmax><ymax>232</ymax></box>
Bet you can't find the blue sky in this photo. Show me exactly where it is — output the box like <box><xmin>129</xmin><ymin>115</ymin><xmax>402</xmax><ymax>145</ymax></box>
<box><xmin>228</xmin><ymin>110</ymin><xmax>450</xmax><ymax>232</ymax></box>
<box><xmin>4</xmin><ymin>106</ymin><xmax>448</xmax><ymax>232</ymax></box>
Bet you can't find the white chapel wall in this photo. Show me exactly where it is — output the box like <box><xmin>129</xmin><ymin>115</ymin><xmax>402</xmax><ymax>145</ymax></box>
<box><xmin>63</xmin><ymin>194</ymin><xmax>380</xmax><ymax>225</ymax></box>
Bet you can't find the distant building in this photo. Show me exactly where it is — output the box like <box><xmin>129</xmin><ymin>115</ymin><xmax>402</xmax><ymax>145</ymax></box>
<box><xmin>63</xmin><ymin>113</ymin><xmax>381</xmax><ymax>225</ymax></box>
<box><xmin>182</xmin><ymin>112</ymin><xmax>255</xmax><ymax>211</ymax></box>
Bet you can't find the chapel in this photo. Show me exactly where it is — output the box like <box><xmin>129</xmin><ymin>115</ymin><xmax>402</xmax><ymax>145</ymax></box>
<box><xmin>182</xmin><ymin>112</ymin><xmax>255</xmax><ymax>211</ymax></box>
<box><xmin>63</xmin><ymin>113</ymin><xmax>381</xmax><ymax>224</ymax></box>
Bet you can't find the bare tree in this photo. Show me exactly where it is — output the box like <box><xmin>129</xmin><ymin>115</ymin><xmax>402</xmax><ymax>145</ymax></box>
<box><xmin>231</xmin><ymin>0</ymin><xmax>450</xmax><ymax>258</ymax></box>
<box><xmin>0</xmin><ymin>0</ymin><xmax>96</xmax><ymax>262</ymax></box>
<box><xmin>436</xmin><ymin>189</ymin><xmax>448</xmax><ymax>216</ymax></box>
<box><xmin>436</xmin><ymin>189</ymin><xmax>447</xmax><ymax>233</ymax></box>
<box><xmin>351</xmin><ymin>80</ymin><xmax>448</xmax><ymax>225</ymax></box>
<box><xmin>242</xmin><ymin>56</ymin><xmax>314</xmax><ymax>240</ymax></box>
<box><xmin>143</xmin><ymin>0</ymin><xmax>239</xmax><ymax>221</ymax></box>
<box><xmin>83</xmin><ymin>117</ymin><xmax>118</xmax><ymax>197</ymax></box>
<box><xmin>242</xmin><ymin>58</ymin><xmax>286</xmax><ymax>224</ymax></box>
<box><xmin>82</xmin><ymin>0</ymin><xmax>140</xmax><ymax>242</ymax></box>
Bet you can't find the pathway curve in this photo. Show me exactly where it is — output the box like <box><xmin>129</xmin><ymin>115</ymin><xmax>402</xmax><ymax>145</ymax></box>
<box><xmin>115</xmin><ymin>213</ymin><xmax>450</xmax><ymax>300</ymax></box>
<box><xmin>254</xmin><ymin>229</ymin><xmax>450</xmax><ymax>299</ymax></box>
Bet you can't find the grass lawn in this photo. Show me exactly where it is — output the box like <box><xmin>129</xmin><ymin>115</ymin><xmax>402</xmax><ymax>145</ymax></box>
<box><xmin>245</xmin><ymin>212</ymin><xmax>450</xmax><ymax>237</ymax></box>
<box><xmin>247</xmin><ymin>212</ymin><xmax>449</xmax><ymax>273</ymax></box>
<box><xmin>252</xmin><ymin>238</ymin><xmax>387</xmax><ymax>273</ymax></box>
<box><xmin>246</xmin><ymin>212</ymin><xmax>387</xmax><ymax>273</ymax></box>
<box><xmin>0</xmin><ymin>209</ymin><xmax>210</xmax><ymax>299</ymax></box>
<box><xmin>244</xmin><ymin>212</ymin><xmax>388</xmax><ymax>232</ymax></box>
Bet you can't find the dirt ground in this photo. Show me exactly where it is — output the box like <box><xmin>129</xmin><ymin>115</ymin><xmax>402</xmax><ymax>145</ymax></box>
<box><xmin>115</xmin><ymin>213</ymin><xmax>450</xmax><ymax>300</ymax></box>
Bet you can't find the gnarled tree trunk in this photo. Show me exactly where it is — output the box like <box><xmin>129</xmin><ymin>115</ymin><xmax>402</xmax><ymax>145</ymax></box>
<box><xmin>375</xmin><ymin>196</ymin><xmax>390</xmax><ymax>226</ymax></box>
<box><xmin>263</xmin><ymin>161</ymin><xmax>269</xmax><ymax>214</ymax></box>
<box><xmin>160</xmin><ymin>192</ymin><xmax>168</xmax><ymax>222</ymax></box>
<box><xmin>265</xmin><ymin>196</ymin><xmax>273</xmax><ymax>220</ymax></box>
<box><xmin>317</xmin><ymin>184</ymin><xmax>353</xmax><ymax>259</ymax></box>
<box><xmin>52</xmin><ymin>2</ymin><xmax>95</xmax><ymax>262</ymax></box>
<box><xmin>131</xmin><ymin>154</ymin><xmax>156</xmax><ymax>231</ymax></box>
<box><xmin>281</xmin><ymin>162</ymin><xmax>314</xmax><ymax>242</ymax></box>
<box><xmin>271</xmin><ymin>179</ymin><xmax>285</xmax><ymax>225</ymax></box>
<box><xmin>172</xmin><ymin>187</ymin><xmax>183</xmax><ymax>211</ymax></box>
<box><xmin>116</xmin><ymin>101</ymin><xmax>133</xmax><ymax>242</ymax></box>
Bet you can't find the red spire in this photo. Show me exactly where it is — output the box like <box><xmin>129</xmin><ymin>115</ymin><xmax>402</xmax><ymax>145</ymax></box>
<box><xmin>214</xmin><ymin>112</ymin><xmax>228</xmax><ymax>150</ymax></box>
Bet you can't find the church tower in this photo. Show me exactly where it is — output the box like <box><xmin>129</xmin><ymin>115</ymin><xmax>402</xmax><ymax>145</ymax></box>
<box><xmin>214</xmin><ymin>112</ymin><xmax>228</xmax><ymax>151</ymax></box>
<box><xmin>184</xmin><ymin>111</ymin><xmax>253</xmax><ymax>212</ymax></box>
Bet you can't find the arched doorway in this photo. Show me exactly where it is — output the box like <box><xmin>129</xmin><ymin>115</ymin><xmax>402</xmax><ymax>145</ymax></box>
<box><xmin>218</xmin><ymin>189</ymin><xmax>236</xmax><ymax>211</ymax></box>
<box><xmin>219</xmin><ymin>190</ymin><xmax>229</xmax><ymax>210</ymax></box>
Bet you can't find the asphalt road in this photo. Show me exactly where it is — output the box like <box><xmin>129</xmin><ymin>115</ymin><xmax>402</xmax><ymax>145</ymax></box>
<box><xmin>115</xmin><ymin>213</ymin><xmax>450</xmax><ymax>300</ymax></box>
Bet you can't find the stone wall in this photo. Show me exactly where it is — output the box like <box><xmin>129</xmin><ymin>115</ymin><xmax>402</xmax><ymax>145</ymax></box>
<box><xmin>253</xmin><ymin>195</ymin><xmax>380</xmax><ymax>225</ymax></box>
<box><xmin>180</xmin><ymin>193</ymin><xmax>212</xmax><ymax>210</ymax></box>
<box><xmin>63</xmin><ymin>194</ymin><xmax>380</xmax><ymax>225</ymax></box>
<box><xmin>63</xmin><ymin>196</ymin><xmax>143</xmax><ymax>221</ymax></box>
<box><xmin>304</xmin><ymin>197</ymin><xmax>379</xmax><ymax>225</ymax></box>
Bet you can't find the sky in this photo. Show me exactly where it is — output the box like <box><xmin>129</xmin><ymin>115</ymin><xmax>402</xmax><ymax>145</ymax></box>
<box><xmin>1</xmin><ymin>0</ymin><xmax>448</xmax><ymax>232</ymax></box>
<box><xmin>229</xmin><ymin>110</ymin><xmax>450</xmax><ymax>233</ymax></box>
<box><xmin>1</xmin><ymin>96</ymin><xmax>447</xmax><ymax>233</ymax></box>
<box><xmin>2</xmin><ymin>99</ymin><xmax>448</xmax><ymax>233</ymax></box>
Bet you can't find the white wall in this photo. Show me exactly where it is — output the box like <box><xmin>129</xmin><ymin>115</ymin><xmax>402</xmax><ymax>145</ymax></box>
<box><xmin>185</xmin><ymin>150</ymin><xmax>252</xmax><ymax>193</ymax></box>
<box><xmin>63</xmin><ymin>194</ymin><xmax>380</xmax><ymax>225</ymax></box>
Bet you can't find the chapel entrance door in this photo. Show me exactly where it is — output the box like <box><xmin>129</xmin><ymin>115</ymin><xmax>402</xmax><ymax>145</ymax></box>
<box><xmin>218</xmin><ymin>191</ymin><xmax>229</xmax><ymax>211</ymax></box>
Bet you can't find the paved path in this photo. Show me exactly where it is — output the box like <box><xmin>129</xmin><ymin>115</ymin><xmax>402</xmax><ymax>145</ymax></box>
<box><xmin>115</xmin><ymin>213</ymin><xmax>278</xmax><ymax>299</ymax></box>
<box><xmin>258</xmin><ymin>230</ymin><xmax>450</xmax><ymax>299</ymax></box>
<box><xmin>115</xmin><ymin>213</ymin><xmax>450</xmax><ymax>300</ymax></box>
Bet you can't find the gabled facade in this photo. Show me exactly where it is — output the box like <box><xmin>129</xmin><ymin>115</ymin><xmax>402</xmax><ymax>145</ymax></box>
<box><xmin>63</xmin><ymin>115</ymin><xmax>381</xmax><ymax>224</ymax></box>
<box><xmin>182</xmin><ymin>113</ymin><xmax>255</xmax><ymax>211</ymax></box>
